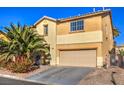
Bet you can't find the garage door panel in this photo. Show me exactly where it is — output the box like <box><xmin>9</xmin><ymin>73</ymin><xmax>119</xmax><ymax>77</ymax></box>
<box><xmin>59</xmin><ymin>50</ymin><xmax>96</xmax><ymax>67</ymax></box>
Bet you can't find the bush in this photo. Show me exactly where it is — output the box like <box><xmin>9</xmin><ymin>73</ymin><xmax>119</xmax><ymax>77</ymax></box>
<box><xmin>7</xmin><ymin>61</ymin><xmax>33</xmax><ymax>73</ymax></box>
<box><xmin>0</xmin><ymin>61</ymin><xmax>9</xmax><ymax>68</ymax></box>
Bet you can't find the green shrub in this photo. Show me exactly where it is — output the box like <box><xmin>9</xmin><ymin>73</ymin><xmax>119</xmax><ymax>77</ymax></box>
<box><xmin>0</xmin><ymin>61</ymin><xmax>8</xmax><ymax>68</ymax></box>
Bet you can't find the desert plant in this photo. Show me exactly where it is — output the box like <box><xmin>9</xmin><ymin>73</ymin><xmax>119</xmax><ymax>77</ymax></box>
<box><xmin>119</xmin><ymin>49</ymin><xmax>124</xmax><ymax>56</ymax></box>
<box><xmin>8</xmin><ymin>59</ymin><xmax>33</xmax><ymax>73</ymax></box>
<box><xmin>0</xmin><ymin>23</ymin><xmax>50</xmax><ymax>72</ymax></box>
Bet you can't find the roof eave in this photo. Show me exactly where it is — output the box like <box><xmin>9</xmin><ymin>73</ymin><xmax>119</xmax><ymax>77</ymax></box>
<box><xmin>34</xmin><ymin>16</ymin><xmax>57</xmax><ymax>26</ymax></box>
<box><xmin>59</xmin><ymin>10</ymin><xmax>111</xmax><ymax>22</ymax></box>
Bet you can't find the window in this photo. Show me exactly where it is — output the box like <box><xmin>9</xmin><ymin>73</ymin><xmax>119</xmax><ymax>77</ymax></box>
<box><xmin>44</xmin><ymin>25</ymin><xmax>48</xmax><ymax>35</ymax></box>
<box><xmin>70</xmin><ymin>20</ymin><xmax>84</xmax><ymax>32</ymax></box>
<box><xmin>105</xmin><ymin>24</ymin><xmax>108</xmax><ymax>35</ymax></box>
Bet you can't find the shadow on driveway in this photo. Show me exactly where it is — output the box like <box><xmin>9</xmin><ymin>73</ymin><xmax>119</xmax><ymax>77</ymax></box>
<box><xmin>0</xmin><ymin>76</ymin><xmax>46</xmax><ymax>85</ymax></box>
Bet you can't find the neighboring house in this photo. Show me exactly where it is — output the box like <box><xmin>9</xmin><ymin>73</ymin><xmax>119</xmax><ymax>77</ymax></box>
<box><xmin>33</xmin><ymin>10</ymin><xmax>114</xmax><ymax>68</ymax></box>
<box><xmin>116</xmin><ymin>45</ymin><xmax>124</xmax><ymax>50</ymax></box>
<box><xmin>116</xmin><ymin>45</ymin><xmax>124</xmax><ymax>54</ymax></box>
<box><xmin>114</xmin><ymin>45</ymin><xmax>124</xmax><ymax>67</ymax></box>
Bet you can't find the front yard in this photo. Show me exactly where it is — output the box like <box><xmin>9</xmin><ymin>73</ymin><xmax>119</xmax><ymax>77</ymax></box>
<box><xmin>79</xmin><ymin>66</ymin><xmax>124</xmax><ymax>85</ymax></box>
<box><xmin>0</xmin><ymin>24</ymin><xmax>123</xmax><ymax>85</ymax></box>
<box><xmin>0</xmin><ymin>65</ymin><xmax>50</xmax><ymax>79</ymax></box>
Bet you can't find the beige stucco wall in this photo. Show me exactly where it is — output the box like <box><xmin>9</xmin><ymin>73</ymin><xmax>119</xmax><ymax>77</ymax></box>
<box><xmin>35</xmin><ymin>21</ymin><xmax>44</xmax><ymax>35</ymax></box>
<box><xmin>84</xmin><ymin>16</ymin><xmax>102</xmax><ymax>32</ymax></box>
<box><xmin>57</xmin><ymin>16</ymin><xmax>102</xmax><ymax>35</ymax></box>
<box><xmin>35</xmin><ymin>19</ymin><xmax>57</xmax><ymax>65</ymax></box>
<box><xmin>57</xmin><ymin>31</ymin><xmax>103</xmax><ymax>44</ymax></box>
<box><xmin>102</xmin><ymin>14</ymin><xmax>114</xmax><ymax>66</ymax></box>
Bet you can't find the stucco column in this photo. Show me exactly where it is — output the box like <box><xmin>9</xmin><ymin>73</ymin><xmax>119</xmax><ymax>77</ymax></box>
<box><xmin>48</xmin><ymin>21</ymin><xmax>57</xmax><ymax>66</ymax></box>
<box><xmin>97</xmin><ymin>57</ymin><xmax>103</xmax><ymax>68</ymax></box>
<box><xmin>50</xmin><ymin>46</ymin><xmax>57</xmax><ymax>65</ymax></box>
<box><xmin>97</xmin><ymin>45</ymin><xmax>103</xmax><ymax>68</ymax></box>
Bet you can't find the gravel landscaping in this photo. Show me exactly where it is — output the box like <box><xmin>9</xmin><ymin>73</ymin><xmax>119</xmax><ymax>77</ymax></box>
<box><xmin>79</xmin><ymin>66</ymin><xmax>124</xmax><ymax>85</ymax></box>
<box><xmin>0</xmin><ymin>65</ymin><xmax>51</xmax><ymax>79</ymax></box>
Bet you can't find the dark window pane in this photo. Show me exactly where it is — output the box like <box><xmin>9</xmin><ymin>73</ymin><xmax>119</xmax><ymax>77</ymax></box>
<box><xmin>71</xmin><ymin>22</ymin><xmax>73</xmax><ymax>26</ymax></box>
<box><xmin>77</xmin><ymin>21</ymin><xmax>80</xmax><ymax>25</ymax></box>
<box><xmin>71</xmin><ymin>26</ymin><xmax>73</xmax><ymax>31</ymax></box>
<box><xmin>44</xmin><ymin>25</ymin><xmax>48</xmax><ymax>35</ymax></box>
<box><xmin>80</xmin><ymin>26</ymin><xmax>83</xmax><ymax>30</ymax></box>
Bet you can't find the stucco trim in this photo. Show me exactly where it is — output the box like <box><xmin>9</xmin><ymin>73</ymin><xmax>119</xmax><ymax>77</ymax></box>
<box><xmin>57</xmin><ymin>31</ymin><xmax>103</xmax><ymax>44</ymax></box>
<box><xmin>34</xmin><ymin>16</ymin><xmax>56</xmax><ymax>26</ymax></box>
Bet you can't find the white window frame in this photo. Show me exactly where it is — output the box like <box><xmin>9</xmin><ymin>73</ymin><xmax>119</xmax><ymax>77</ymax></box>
<box><xmin>70</xmin><ymin>19</ymin><xmax>84</xmax><ymax>32</ymax></box>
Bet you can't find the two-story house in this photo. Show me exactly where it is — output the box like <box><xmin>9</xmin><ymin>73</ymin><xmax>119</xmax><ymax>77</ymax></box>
<box><xmin>33</xmin><ymin>10</ymin><xmax>114</xmax><ymax>68</ymax></box>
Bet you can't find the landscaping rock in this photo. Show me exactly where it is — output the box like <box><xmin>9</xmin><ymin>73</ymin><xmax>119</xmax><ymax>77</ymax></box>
<box><xmin>79</xmin><ymin>68</ymin><xmax>113</xmax><ymax>85</ymax></box>
<box><xmin>113</xmin><ymin>72</ymin><xmax>124</xmax><ymax>85</ymax></box>
<box><xmin>79</xmin><ymin>66</ymin><xmax>124</xmax><ymax>85</ymax></box>
<box><xmin>0</xmin><ymin>65</ymin><xmax>51</xmax><ymax>79</ymax></box>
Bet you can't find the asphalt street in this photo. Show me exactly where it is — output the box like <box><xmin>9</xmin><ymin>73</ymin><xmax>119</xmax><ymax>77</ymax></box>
<box><xmin>0</xmin><ymin>76</ymin><xmax>45</xmax><ymax>85</ymax></box>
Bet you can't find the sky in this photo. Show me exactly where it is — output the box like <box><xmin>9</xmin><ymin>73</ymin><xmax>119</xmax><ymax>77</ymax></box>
<box><xmin>0</xmin><ymin>7</ymin><xmax>123</xmax><ymax>45</ymax></box>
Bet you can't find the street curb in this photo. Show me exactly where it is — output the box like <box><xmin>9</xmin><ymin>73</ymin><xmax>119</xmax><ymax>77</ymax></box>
<box><xmin>0</xmin><ymin>74</ymin><xmax>49</xmax><ymax>85</ymax></box>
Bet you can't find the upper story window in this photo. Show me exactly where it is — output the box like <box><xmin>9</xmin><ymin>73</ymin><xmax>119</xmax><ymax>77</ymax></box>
<box><xmin>70</xmin><ymin>20</ymin><xmax>84</xmax><ymax>32</ymax></box>
<box><xmin>44</xmin><ymin>25</ymin><xmax>48</xmax><ymax>35</ymax></box>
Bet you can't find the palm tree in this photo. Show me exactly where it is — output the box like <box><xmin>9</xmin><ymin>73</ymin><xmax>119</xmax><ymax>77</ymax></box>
<box><xmin>113</xmin><ymin>27</ymin><xmax>120</xmax><ymax>49</ymax></box>
<box><xmin>0</xmin><ymin>23</ymin><xmax>50</xmax><ymax>65</ymax></box>
<box><xmin>113</xmin><ymin>27</ymin><xmax>120</xmax><ymax>38</ymax></box>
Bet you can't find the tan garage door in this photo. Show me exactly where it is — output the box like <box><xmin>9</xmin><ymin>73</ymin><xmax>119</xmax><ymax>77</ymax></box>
<box><xmin>59</xmin><ymin>49</ymin><xmax>96</xmax><ymax>67</ymax></box>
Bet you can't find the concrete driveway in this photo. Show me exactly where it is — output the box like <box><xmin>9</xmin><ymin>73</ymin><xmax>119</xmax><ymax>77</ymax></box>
<box><xmin>26</xmin><ymin>66</ymin><xmax>94</xmax><ymax>85</ymax></box>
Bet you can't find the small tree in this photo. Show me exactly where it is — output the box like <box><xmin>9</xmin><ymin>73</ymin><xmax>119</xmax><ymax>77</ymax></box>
<box><xmin>119</xmin><ymin>49</ymin><xmax>124</xmax><ymax>56</ymax></box>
